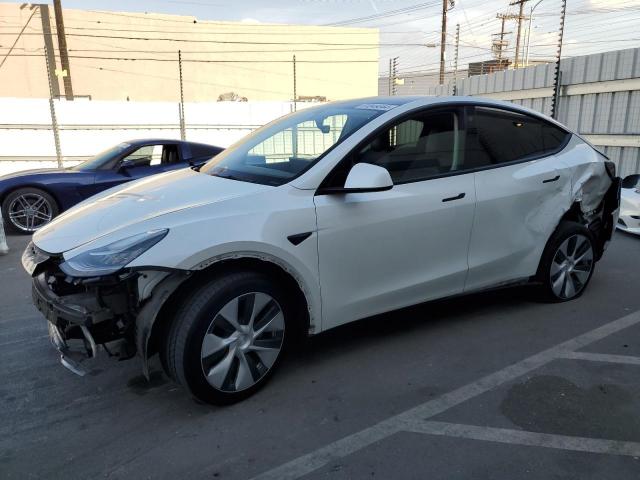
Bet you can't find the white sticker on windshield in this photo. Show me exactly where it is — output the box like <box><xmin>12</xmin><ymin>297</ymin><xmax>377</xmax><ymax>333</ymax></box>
<box><xmin>355</xmin><ymin>103</ymin><xmax>397</xmax><ymax>112</ymax></box>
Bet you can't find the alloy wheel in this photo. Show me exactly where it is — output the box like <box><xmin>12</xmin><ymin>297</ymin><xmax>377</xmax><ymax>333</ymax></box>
<box><xmin>200</xmin><ymin>292</ymin><xmax>285</xmax><ymax>393</ymax></box>
<box><xmin>8</xmin><ymin>193</ymin><xmax>53</xmax><ymax>232</ymax></box>
<box><xmin>550</xmin><ymin>233</ymin><xmax>594</xmax><ymax>300</ymax></box>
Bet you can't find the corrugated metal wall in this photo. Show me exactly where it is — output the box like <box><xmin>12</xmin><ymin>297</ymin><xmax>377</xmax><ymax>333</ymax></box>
<box><xmin>426</xmin><ymin>47</ymin><xmax>640</xmax><ymax>176</ymax></box>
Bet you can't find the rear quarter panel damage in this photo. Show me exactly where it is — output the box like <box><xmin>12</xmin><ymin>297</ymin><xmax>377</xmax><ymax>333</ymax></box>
<box><xmin>559</xmin><ymin>136</ymin><xmax>612</xmax><ymax>215</ymax></box>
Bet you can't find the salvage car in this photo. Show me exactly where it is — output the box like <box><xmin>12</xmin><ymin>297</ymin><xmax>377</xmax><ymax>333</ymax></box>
<box><xmin>617</xmin><ymin>174</ymin><xmax>640</xmax><ymax>235</ymax></box>
<box><xmin>1</xmin><ymin>139</ymin><xmax>223</xmax><ymax>233</ymax></box>
<box><xmin>23</xmin><ymin>97</ymin><xmax>621</xmax><ymax>404</ymax></box>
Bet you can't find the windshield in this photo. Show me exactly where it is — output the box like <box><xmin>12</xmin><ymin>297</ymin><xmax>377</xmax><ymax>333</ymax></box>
<box><xmin>71</xmin><ymin>143</ymin><xmax>130</xmax><ymax>171</ymax></box>
<box><xmin>200</xmin><ymin>102</ymin><xmax>395</xmax><ymax>186</ymax></box>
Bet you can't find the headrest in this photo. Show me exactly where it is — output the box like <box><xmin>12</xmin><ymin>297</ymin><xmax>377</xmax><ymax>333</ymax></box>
<box><xmin>370</xmin><ymin>134</ymin><xmax>390</xmax><ymax>152</ymax></box>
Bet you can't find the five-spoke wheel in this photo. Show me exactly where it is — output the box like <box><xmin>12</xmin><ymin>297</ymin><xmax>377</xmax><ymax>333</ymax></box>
<box><xmin>1</xmin><ymin>188</ymin><xmax>58</xmax><ymax>234</ymax></box>
<box><xmin>549</xmin><ymin>234</ymin><xmax>594</xmax><ymax>300</ymax></box>
<box><xmin>538</xmin><ymin>221</ymin><xmax>596</xmax><ymax>302</ymax></box>
<box><xmin>201</xmin><ymin>292</ymin><xmax>285</xmax><ymax>393</ymax></box>
<box><xmin>164</xmin><ymin>271</ymin><xmax>292</xmax><ymax>405</ymax></box>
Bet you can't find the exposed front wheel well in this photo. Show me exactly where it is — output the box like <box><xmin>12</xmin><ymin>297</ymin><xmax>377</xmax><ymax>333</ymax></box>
<box><xmin>145</xmin><ymin>257</ymin><xmax>311</xmax><ymax>365</ymax></box>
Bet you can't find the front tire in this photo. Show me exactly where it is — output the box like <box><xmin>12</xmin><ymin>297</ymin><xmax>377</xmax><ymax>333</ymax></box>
<box><xmin>1</xmin><ymin>187</ymin><xmax>59</xmax><ymax>234</ymax></box>
<box><xmin>537</xmin><ymin>221</ymin><xmax>596</xmax><ymax>302</ymax></box>
<box><xmin>164</xmin><ymin>271</ymin><xmax>291</xmax><ymax>405</ymax></box>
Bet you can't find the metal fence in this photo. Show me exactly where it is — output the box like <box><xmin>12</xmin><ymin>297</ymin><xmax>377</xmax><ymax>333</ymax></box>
<box><xmin>427</xmin><ymin>47</ymin><xmax>640</xmax><ymax>177</ymax></box>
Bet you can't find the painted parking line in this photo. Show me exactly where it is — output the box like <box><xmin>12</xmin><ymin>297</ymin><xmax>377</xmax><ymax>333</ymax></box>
<box><xmin>405</xmin><ymin>421</ymin><xmax>640</xmax><ymax>458</ymax></box>
<box><xmin>250</xmin><ymin>309</ymin><xmax>640</xmax><ymax>480</ymax></box>
<box><xmin>558</xmin><ymin>350</ymin><xmax>640</xmax><ymax>366</ymax></box>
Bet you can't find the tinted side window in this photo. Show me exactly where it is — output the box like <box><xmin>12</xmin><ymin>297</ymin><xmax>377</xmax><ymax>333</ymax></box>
<box><xmin>190</xmin><ymin>144</ymin><xmax>222</xmax><ymax>159</ymax></box>
<box><xmin>466</xmin><ymin>107</ymin><xmax>568</xmax><ymax>166</ymax></box>
<box><xmin>541</xmin><ymin>122</ymin><xmax>570</xmax><ymax>152</ymax></box>
<box><xmin>355</xmin><ymin>110</ymin><xmax>461</xmax><ymax>184</ymax></box>
<box><xmin>121</xmin><ymin>144</ymin><xmax>179</xmax><ymax>167</ymax></box>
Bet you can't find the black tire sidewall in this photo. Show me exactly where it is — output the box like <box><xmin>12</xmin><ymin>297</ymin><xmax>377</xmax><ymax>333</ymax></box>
<box><xmin>171</xmin><ymin>272</ymin><xmax>293</xmax><ymax>405</ymax></box>
<box><xmin>538</xmin><ymin>221</ymin><xmax>596</xmax><ymax>302</ymax></box>
<box><xmin>1</xmin><ymin>187</ymin><xmax>59</xmax><ymax>234</ymax></box>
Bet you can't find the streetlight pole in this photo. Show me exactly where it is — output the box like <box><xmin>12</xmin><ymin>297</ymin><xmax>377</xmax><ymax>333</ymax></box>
<box><xmin>525</xmin><ymin>0</ymin><xmax>545</xmax><ymax>67</ymax></box>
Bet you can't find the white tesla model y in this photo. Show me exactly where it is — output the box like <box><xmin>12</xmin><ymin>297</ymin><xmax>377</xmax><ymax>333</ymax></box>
<box><xmin>23</xmin><ymin>97</ymin><xmax>621</xmax><ymax>404</ymax></box>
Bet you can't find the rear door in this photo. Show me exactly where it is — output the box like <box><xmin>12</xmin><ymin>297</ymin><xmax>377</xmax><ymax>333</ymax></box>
<box><xmin>314</xmin><ymin>107</ymin><xmax>477</xmax><ymax>330</ymax></box>
<box><xmin>464</xmin><ymin>105</ymin><xmax>572</xmax><ymax>291</ymax></box>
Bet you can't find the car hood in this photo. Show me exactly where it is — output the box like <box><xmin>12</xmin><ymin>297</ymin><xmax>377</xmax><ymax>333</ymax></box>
<box><xmin>33</xmin><ymin>168</ymin><xmax>271</xmax><ymax>254</ymax></box>
<box><xmin>0</xmin><ymin>168</ymin><xmax>79</xmax><ymax>181</ymax></box>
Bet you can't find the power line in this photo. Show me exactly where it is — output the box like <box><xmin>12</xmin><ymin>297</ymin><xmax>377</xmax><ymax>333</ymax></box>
<box><xmin>326</xmin><ymin>1</ymin><xmax>441</xmax><ymax>26</ymax></box>
<box><xmin>5</xmin><ymin>53</ymin><xmax>379</xmax><ymax>63</ymax></box>
<box><xmin>0</xmin><ymin>31</ymin><xmax>426</xmax><ymax>47</ymax></box>
<box><xmin>0</xmin><ymin>6</ymin><xmax>38</xmax><ymax>70</ymax></box>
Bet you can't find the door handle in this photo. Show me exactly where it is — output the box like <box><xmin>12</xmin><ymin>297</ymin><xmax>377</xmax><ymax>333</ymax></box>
<box><xmin>542</xmin><ymin>175</ymin><xmax>560</xmax><ymax>183</ymax></box>
<box><xmin>442</xmin><ymin>192</ymin><xmax>466</xmax><ymax>202</ymax></box>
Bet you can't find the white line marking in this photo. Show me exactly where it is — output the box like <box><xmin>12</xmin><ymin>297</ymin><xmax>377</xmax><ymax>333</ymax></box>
<box><xmin>559</xmin><ymin>351</ymin><xmax>640</xmax><ymax>366</ymax></box>
<box><xmin>405</xmin><ymin>421</ymin><xmax>640</xmax><ymax>457</ymax></box>
<box><xmin>250</xmin><ymin>310</ymin><xmax>640</xmax><ymax>480</ymax></box>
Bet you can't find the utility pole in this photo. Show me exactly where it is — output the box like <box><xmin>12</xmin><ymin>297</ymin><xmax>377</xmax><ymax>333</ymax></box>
<box><xmin>39</xmin><ymin>4</ymin><xmax>60</xmax><ymax>98</ymax></box>
<box><xmin>178</xmin><ymin>50</ymin><xmax>186</xmax><ymax>140</ymax></box>
<box><xmin>438</xmin><ymin>0</ymin><xmax>455</xmax><ymax>85</ymax></box>
<box><xmin>44</xmin><ymin>39</ymin><xmax>62</xmax><ymax>168</ymax></box>
<box><xmin>493</xmin><ymin>14</ymin><xmax>513</xmax><ymax>61</ymax></box>
<box><xmin>551</xmin><ymin>0</ymin><xmax>567</xmax><ymax>119</ymax></box>
<box><xmin>510</xmin><ymin>0</ymin><xmax>530</xmax><ymax>69</ymax></box>
<box><xmin>292</xmin><ymin>54</ymin><xmax>297</xmax><ymax>111</ymax></box>
<box><xmin>525</xmin><ymin>0</ymin><xmax>546</xmax><ymax>67</ymax></box>
<box><xmin>388</xmin><ymin>58</ymin><xmax>392</xmax><ymax>95</ymax></box>
<box><xmin>53</xmin><ymin>0</ymin><xmax>74</xmax><ymax>100</ymax></box>
<box><xmin>453</xmin><ymin>23</ymin><xmax>460</xmax><ymax>95</ymax></box>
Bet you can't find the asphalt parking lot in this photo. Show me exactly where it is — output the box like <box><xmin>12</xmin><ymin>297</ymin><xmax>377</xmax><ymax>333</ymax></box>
<box><xmin>2</xmin><ymin>231</ymin><xmax>640</xmax><ymax>479</ymax></box>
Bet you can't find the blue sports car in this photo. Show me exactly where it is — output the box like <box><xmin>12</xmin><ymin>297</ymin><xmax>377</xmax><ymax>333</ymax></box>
<box><xmin>0</xmin><ymin>139</ymin><xmax>223</xmax><ymax>234</ymax></box>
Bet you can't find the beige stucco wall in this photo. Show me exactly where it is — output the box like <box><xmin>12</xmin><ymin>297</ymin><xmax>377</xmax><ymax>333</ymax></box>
<box><xmin>0</xmin><ymin>3</ymin><xmax>379</xmax><ymax>101</ymax></box>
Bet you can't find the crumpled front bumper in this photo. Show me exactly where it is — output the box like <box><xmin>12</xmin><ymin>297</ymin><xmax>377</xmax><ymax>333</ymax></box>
<box><xmin>32</xmin><ymin>272</ymin><xmax>114</xmax><ymax>326</ymax></box>
<box><xmin>32</xmin><ymin>273</ymin><xmax>104</xmax><ymax>375</ymax></box>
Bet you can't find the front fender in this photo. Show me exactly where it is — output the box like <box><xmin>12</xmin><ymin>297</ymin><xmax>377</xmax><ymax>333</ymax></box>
<box><xmin>135</xmin><ymin>272</ymin><xmax>190</xmax><ymax>379</ymax></box>
<box><xmin>134</xmin><ymin>248</ymin><xmax>321</xmax><ymax>379</ymax></box>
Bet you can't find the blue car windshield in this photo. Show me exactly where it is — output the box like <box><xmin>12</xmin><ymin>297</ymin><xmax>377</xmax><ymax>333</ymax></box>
<box><xmin>200</xmin><ymin>101</ymin><xmax>403</xmax><ymax>186</ymax></box>
<box><xmin>71</xmin><ymin>143</ymin><xmax>130</xmax><ymax>171</ymax></box>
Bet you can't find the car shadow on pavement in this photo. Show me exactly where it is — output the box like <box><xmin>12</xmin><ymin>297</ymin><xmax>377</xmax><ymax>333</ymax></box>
<box><xmin>288</xmin><ymin>285</ymin><xmax>535</xmax><ymax>361</ymax></box>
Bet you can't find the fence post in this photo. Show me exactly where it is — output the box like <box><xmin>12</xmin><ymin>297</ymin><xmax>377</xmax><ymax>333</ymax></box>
<box><xmin>0</xmin><ymin>215</ymin><xmax>8</xmax><ymax>255</ymax></box>
<box><xmin>178</xmin><ymin>50</ymin><xmax>186</xmax><ymax>140</ymax></box>
<box><xmin>551</xmin><ymin>0</ymin><xmax>567</xmax><ymax>119</ymax></box>
<box><xmin>292</xmin><ymin>54</ymin><xmax>297</xmax><ymax>112</ymax></box>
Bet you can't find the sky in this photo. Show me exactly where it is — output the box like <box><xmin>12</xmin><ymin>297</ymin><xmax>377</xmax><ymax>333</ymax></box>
<box><xmin>2</xmin><ymin>0</ymin><xmax>639</xmax><ymax>75</ymax></box>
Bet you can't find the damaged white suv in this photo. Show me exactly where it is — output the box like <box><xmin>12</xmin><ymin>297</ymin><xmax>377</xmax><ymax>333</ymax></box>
<box><xmin>23</xmin><ymin>97</ymin><xmax>621</xmax><ymax>404</ymax></box>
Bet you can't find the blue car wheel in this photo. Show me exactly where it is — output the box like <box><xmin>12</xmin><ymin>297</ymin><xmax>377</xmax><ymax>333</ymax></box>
<box><xmin>1</xmin><ymin>187</ymin><xmax>59</xmax><ymax>235</ymax></box>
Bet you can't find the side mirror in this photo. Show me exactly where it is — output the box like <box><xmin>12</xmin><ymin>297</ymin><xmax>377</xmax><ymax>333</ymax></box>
<box><xmin>118</xmin><ymin>159</ymin><xmax>136</xmax><ymax>173</ymax></box>
<box><xmin>322</xmin><ymin>163</ymin><xmax>393</xmax><ymax>194</ymax></box>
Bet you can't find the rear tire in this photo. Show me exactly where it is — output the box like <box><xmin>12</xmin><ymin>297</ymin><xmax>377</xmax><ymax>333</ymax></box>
<box><xmin>163</xmin><ymin>271</ymin><xmax>293</xmax><ymax>405</ymax></box>
<box><xmin>536</xmin><ymin>221</ymin><xmax>596</xmax><ymax>302</ymax></box>
<box><xmin>1</xmin><ymin>187</ymin><xmax>59</xmax><ymax>234</ymax></box>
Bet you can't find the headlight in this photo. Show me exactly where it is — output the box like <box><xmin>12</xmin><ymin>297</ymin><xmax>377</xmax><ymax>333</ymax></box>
<box><xmin>60</xmin><ymin>229</ymin><xmax>168</xmax><ymax>277</ymax></box>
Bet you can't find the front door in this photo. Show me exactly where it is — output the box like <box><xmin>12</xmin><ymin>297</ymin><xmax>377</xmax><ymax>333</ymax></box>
<box><xmin>314</xmin><ymin>107</ymin><xmax>477</xmax><ymax>330</ymax></box>
<box><xmin>90</xmin><ymin>143</ymin><xmax>184</xmax><ymax>195</ymax></box>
